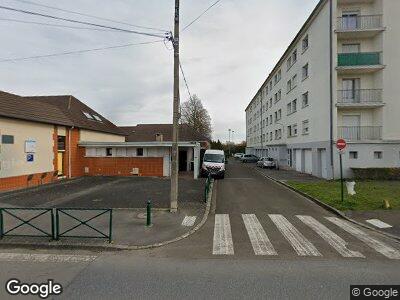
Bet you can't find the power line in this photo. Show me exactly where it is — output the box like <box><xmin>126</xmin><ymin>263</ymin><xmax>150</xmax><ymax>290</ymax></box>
<box><xmin>10</xmin><ymin>0</ymin><xmax>168</xmax><ymax>33</ymax></box>
<box><xmin>0</xmin><ymin>40</ymin><xmax>164</xmax><ymax>63</ymax></box>
<box><xmin>0</xmin><ymin>18</ymin><xmax>131</xmax><ymax>32</ymax></box>
<box><xmin>0</xmin><ymin>5</ymin><xmax>169</xmax><ymax>39</ymax></box>
<box><xmin>179</xmin><ymin>61</ymin><xmax>192</xmax><ymax>100</ymax></box>
<box><xmin>181</xmin><ymin>0</ymin><xmax>222</xmax><ymax>32</ymax></box>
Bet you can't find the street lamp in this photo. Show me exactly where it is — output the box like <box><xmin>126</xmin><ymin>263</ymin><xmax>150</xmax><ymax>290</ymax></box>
<box><xmin>228</xmin><ymin>129</ymin><xmax>231</xmax><ymax>156</ymax></box>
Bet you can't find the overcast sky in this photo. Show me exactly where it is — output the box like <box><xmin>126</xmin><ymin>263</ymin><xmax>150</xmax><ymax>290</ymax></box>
<box><xmin>0</xmin><ymin>0</ymin><xmax>320</xmax><ymax>142</ymax></box>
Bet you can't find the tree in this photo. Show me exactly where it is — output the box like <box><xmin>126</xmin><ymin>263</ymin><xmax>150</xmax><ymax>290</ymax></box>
<box><xmin>181</xmin><ymin>95</ymin><xmax>212</xmax><ymax>140</ymax></box>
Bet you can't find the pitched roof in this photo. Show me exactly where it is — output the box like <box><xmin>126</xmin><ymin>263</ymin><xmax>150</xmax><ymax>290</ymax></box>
<box><xmin>24</xmin><ymin>95</ymin><xmax>124</xmax><ymax>136</ymax></box>
<box><xmin>120</xmin><ymin>124</ymin><xmax>209</xmax><ymax>143</ymax></box>
<box><xmin>0</xmin><ymin>91</ymin><xmax>73</xmax><ymax>126</ymax></box>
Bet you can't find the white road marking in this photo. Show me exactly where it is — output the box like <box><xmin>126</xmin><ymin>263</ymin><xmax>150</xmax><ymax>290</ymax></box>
<box><xmin>269</xmin><ymin>214</ymin><xmax>321</xmax><ymax>256</ymax></box>
<box><xmin>0</xmin><ymin>252</ymin><xmax>97</xmax><ymax>263</ymax></box>
<box><xmin>297</xmin><ymin>215</ymin><xmax>364</xmax><ymax>258</ymax></box>
<box><xmin>213</xmin><ymin>214</ymin><xmax>234</xmax><ymax>255</ymax></box>
<box><xmin>181</xmin><ymin>216</ymin><xmax>197</xmax><ymax>227</ymax></box>
<box><xmin>242</xmin><ymin>214</ymin><xmax>277</xmax><ymax>256</ymax></box>
<box><xmin>327</xmin><ymin>217</ymin><xmax>400</xmax><ymax>260</ymax></box>
<box><xmin>366</xmin><ymin>219</ymin><xmax>393</xmax><ymax>229</ymax></box>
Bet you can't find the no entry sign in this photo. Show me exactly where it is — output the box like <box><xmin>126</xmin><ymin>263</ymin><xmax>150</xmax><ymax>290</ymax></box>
<box><xmin>336</xmin><ymin>139</ymin><xmax>347</xmax><ymax>150</ymax></box>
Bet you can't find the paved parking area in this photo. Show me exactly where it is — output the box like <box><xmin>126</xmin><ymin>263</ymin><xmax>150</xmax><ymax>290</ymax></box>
<box><xmin>0</xmin><ymin>176</ymin><xmax>206</xmax><ymax>209</ymax></box>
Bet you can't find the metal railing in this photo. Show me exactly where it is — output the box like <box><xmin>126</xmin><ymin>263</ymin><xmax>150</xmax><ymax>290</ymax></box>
<box><xmin>338</xmin><ymin>52</ymin><xmax>382</xmax><ymax>67</ymax></box>
<box><xmin>56</xmin><ymin>208</ymin><xmax>113</xmax><ymax>243</ymax></box>
<box><xmin>337</xmin><ymin>89</ymin><xmax>383</xmax><ymax>104</ymax></box>
<box><xmin>337</xmin><ymin>15</ymin><xmax>383</xmax><ymax>31</ymax></box>
<box><xmin>0</xmin><ymin>208</ymin><xmax>54</xmax><ymax>239</ymax></box>
<box><xmin>0</xmin><ymin>208</ymin><xmax>113</xmax><ymax>243</ymax></box>
<box><xmin>337</xmin><ymin>126</ymin><xmax>382</xmax><ymax>140</ymax></box>
<box><xmin>204</xmin><ymin>175</ymin><xmax>213</xmax><ymax>202</ymax></box>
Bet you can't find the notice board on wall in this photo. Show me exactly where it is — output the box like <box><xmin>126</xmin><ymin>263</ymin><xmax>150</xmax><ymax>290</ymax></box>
<box><xmin>25</xmin><ymin>140</ymin><xmax>36</xmax><ymax>153</ymax></box>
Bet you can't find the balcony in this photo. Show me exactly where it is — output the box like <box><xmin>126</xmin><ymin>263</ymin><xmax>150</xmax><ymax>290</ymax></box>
<box><xmin>337</xmin><ymin>89</ymin><xmax>384</xmax><ymax>108</ymax></box>
<box><xmin>336</xmin><ymin>15</ymin><xmax>384</xmax><ymax>38</ymax></box>
<box><xmin>337</xmin><ymin>126</ymin><xmax>382</xmax><ymax>140</ymax></box>
<box><xmin>337</xmin><ymin>52</ymin><xmax>384</xmax><ymax>74</ymax></box>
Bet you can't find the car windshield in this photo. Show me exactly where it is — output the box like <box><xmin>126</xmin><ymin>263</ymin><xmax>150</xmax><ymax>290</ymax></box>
<box><xmin>204</xmin><ymin>154</ymin><xmax>225</xmax><ymax>163</ymax></box>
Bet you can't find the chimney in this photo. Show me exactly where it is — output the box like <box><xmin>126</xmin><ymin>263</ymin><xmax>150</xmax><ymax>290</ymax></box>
<box><xmin>155</xmin><ymin>133</ymin><xmax>163</xmax><ymax>142</ymax></box>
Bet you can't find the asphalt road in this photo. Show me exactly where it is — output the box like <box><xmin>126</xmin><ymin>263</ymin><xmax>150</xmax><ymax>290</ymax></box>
<box><xmin>0</xmin><ymin>160</ymin><xmax>399</xmax><ymax>299</ymax></box>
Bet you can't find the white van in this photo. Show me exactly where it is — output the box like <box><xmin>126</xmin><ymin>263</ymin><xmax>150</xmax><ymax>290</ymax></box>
<box><xmin>201</xmin><ymin>149</ymin><xmax>226</xmax><ymax>179</ymax></box>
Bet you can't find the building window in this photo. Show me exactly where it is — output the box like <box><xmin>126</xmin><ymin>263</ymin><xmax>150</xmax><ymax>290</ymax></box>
<box><xmin>1</xmin><ymin>135</ymin><xmax>14</xmax><ymax>144</ymax></box>
<box><xmin>292</xmin><ymin>99</ymin><xmax>297</xmax><ymax>112</ymax></box>
<box><xmin>83</xmin><ymin>111</ymin><xmax>95</xmax><ymax>120</ymax></box>
<box><xmin>137</xmin><ymin>148</ymin><xmax>144</xmax><ymax>156</ymax></box>
<box><xmin>287</xmin><ymin>80</ymin><xmax>292</xmax><ymax>93</ymax></box>
<box><xmin>302</xmin><ymin>92</ymin><xmax>309</xmax><ymax>108</ymax></box>
<box><xmin>374</xmin><ymin>151</ymin><xmax>383</xmax><ymax>159</ymax></box>
<box><xmin>292</xmin><ymin>50</ymin><xmax>297</xmax><ymax>64</ymax></box>
<box><xmin>57</xmin><ymin>136</ymin><xmax>66</xmax><ymax>150</ymax></box>
<box><xmin>292</xmin><ymin>74</ymin><xmax>297</xmax><ymax>88</ymax></box>
<box><xmin>302</xmin><ymin>35</ymin><xmax>309</xmax><ymax>52</ymax></box>
<box><xmin>93</xmin><ymin>115</ymin><xmax>103</xmax><ymax>122</ymax></box>
<box><xmin>302</xmin><ymin>64</ymin><xmax>309</xmax><ymax>80</ymax></box>
<box><xmin>287</xmin><ymin>57</ymin><xmax>292</xmax><ymax>71</ymax></box>
<box><xmin>293</xmin><ymin>124</ymin><xmax>298</xmax><ymax>136</ymax></box>
<box><xmin>287</xmin><ymin>103</ymin><xmax>292</xmax><ymax>115</ymax></box>
<box><xmin>278</xmin><ymin>109</ymin><xmax>282</xmax><ymax>120</ymax></box>
<box><xmin>302</xmin><ymin>120</ymin><xmax>309</xmax><ymax>135</ymax></box>
<box><xmin>349</xmin><ymin>151</ymin><xmax>358</xmax><ymax>159</ymax></box>
<box><xmin>106</xmin><ymin>148</ymin><xmax>113</xmax><ymax>156</ymax></box>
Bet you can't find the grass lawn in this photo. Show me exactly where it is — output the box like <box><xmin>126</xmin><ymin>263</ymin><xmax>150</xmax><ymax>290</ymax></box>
<box><xmin>286</xmin><ymin>180</ymin><xmax>400</xmax><ymax>211</ymax></box>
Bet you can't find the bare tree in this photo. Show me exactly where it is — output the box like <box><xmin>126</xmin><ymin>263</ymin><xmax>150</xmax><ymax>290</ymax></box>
<box><xmin>180</xmin><ymin>95</ymin><xmax>212</xmax><ymax>140</ymax></box>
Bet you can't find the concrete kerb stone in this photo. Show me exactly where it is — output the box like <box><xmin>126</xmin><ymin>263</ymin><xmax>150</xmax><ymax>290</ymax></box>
<box><xmin>0</xmin><ymin>181</ymin><xmax>215</xmax><ymax>251</ymax></box>
<box><xmin>252</xmin><ymin>167</ymin><xmax>400</xmax><ymax>244</ymax></box>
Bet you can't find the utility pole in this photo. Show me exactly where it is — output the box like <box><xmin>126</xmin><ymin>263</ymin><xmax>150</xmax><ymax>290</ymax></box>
<box><xmin>228</xmin><ymin>129</ymin><xmax>231</xmax><ymax>156</ymax></box>
<box><xmin>170</xmin><ymin>0</ymin><xmax>180</xmax><ymax>212</ymax></box>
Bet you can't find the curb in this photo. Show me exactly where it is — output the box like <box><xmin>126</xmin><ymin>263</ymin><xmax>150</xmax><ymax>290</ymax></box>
<box><xmin>253</xmin><ymin>167</ymin><xmax>400</xmax><ymax>244</ymax></box>
<box><xmin>0</xmin><ymin>181</ymin><xmax>215</xmax><ymax>251</ymax></box>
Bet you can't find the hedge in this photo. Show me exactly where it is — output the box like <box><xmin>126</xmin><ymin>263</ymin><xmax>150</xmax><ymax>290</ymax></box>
<box><xmin>351</xmin><ymin>168</ymin><xmax>400</xmax><ymax>180</ymax></box>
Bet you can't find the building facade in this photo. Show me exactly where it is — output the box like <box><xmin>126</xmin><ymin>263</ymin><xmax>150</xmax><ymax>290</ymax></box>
<box><xmin>245</xmin><ymin>0</ymin><xmax>400</xmax><ymax>179</ymax></box>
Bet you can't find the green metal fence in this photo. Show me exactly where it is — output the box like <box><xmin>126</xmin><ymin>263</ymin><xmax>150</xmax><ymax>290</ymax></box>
<box><xmin>338</xmin><ymin>52</ymin><xmax>381</xmax><ymax>67</ymax></box>
<box><xmin>204</xmin><ymin>175</ymin><xmax>213</xmax><ymax>202</ymax></box>
<box><xmin>0</xmin><ymin>208</ymin><xmax>54</xmax><ymax>240</ymax></box>
<box><xmin>55</xmin><ymin>208</ymin><xmax>113</xmax><ymax>243</ymax></box>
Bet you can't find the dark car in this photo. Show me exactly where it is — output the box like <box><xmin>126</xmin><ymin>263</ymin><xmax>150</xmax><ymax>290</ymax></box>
<box><xmin>240</xmin><ymin>154</ymin><xmax>259</xmax><ymax>163</ymax></box>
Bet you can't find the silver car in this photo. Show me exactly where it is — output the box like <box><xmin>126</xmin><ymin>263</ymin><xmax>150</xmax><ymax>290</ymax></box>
<box><xmin>256</xmin><ymin>157</ymin><xmax>277</xmax><ymax>169</ymax></box>
<box><xmin>240</xmin><ymin>154</ymin><xmax>259</xmax><ymax>163</ymax></box>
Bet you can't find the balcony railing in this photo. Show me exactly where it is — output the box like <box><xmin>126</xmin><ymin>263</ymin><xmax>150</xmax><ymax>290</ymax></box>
<box><xmin>338</xmin><ymin>52</ymin><xmax>382</xmax><ymax>67</ymax></box>
<box><xmin>337</xmin><ymin>89</ymin><xmax>383</xmax><ymax>104</ymax></box>
<box><xmin>337</xmin><ymin>15</ymin><xmax>383</xmax><ymax>31</ymax></box>
<box><xmin>337</xmin><ymin>126</ymin><xmax>382</xmax><ymax>140</ymax></box>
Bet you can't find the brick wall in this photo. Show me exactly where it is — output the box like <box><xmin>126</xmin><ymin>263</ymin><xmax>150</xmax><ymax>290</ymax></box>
<box><xmin>0</xmin><ymin>171</ymin><xmax>58</xmax><ymax>192</ymax></box>
<box><xmin>82</xmin><ymin>157</ymin><xmax>164</xmax><ymax>177</ymax></box>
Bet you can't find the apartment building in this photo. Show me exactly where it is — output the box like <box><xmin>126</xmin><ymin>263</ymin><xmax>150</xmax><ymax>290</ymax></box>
<box><xmin>245</xmin><ymin>0</ymin><xmax>400</xmax><ymax>179</ymax></box>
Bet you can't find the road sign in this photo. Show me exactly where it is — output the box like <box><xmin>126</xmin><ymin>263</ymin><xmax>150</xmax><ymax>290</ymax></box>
<box><xmin>336</xmin><ymin>139</ymin><xmax>347</xmax><ymax>150</ymax></box>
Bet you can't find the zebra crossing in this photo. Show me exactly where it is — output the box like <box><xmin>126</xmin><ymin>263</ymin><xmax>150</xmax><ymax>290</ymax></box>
<box><xmin>212</xmin><ymin>214</ymin><xmax>400</xmax><ymax>259</ymax></box>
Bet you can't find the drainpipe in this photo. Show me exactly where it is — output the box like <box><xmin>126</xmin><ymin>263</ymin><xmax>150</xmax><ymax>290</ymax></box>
<box><xmin>68</xmin><ymin>126</ymin><xmax>74</xmax><ymax>179</ymax></box>
<box><xmin>329</xmin><ymin>0</ymin><xmax>334</xmax><ymax>179</ymax></box>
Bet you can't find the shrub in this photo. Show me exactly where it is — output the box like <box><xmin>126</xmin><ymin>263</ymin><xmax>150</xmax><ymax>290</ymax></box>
<box><xmin>351</xmin><ymin>168</ymin><xmax>400</xmax><ymax>180</ymax></box>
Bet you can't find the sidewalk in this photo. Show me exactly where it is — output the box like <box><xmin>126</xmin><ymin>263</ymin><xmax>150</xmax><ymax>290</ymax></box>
<box><xmin>253</xmin><ymin>164</ymin><xmax>400</xmax><ymax>240</ymax></box>
<box><xmin>0</xmin><ymin>201</ymin><xmax>209</xmax><ymax>250</ymax></box>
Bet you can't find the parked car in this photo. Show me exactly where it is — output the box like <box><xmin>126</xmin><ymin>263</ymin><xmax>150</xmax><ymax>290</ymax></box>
<box><xmin>233</xmin><ymin>153</ymin><xmax>244</xmax><ymax>159</ymax></box>
<box><xmin>201</xmin><ymin>149</ymin><xmax>226</xmax><ymax>179</ymax></box>
<box><xmin>240</xmin><ymin>154</ymin><xmax>259</xmax><ymax>163</ymax></box>
<box><xmin>256</xmin><ymin>157</ymin><xmax>277</xmax><ymax>169</ymax></box>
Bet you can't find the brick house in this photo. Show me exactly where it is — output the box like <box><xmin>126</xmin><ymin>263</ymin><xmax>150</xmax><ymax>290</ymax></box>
<box><xmin>0</xmin><ymin>91</ymin><xmax>126</xmax><ymax>191</ymax></box>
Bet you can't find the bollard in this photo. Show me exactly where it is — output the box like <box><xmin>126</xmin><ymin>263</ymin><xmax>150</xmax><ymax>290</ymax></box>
<box><xmin>146</xmin><ymin>200</ymin><xmax>152</xmax><ymax>227</ymax></box>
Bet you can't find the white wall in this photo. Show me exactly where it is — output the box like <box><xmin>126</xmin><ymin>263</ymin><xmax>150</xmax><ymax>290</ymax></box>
<box><xmin>80</xmin><ymin>129</ymin><xmax>125</xmax><ymax>143</ymax></box>
<box><xmin>0</xmin><ymin>117</ymin><xmax>54</xmax><ymax>178</ymax></box>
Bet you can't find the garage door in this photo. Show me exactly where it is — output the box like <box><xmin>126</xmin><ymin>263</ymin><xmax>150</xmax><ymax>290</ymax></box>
<box><xmin>295</xmin><ymin>150</ymin><xmax>302</xmax><ymax>172</ymax></box>
<box><xmin>304</xmin><ymin>150</ymin><xmax>312</xmax><ymax>174</ymax></box>
<box><xmin>320</xmin><ymin>149</ymin><xmax>328</xmax><ymax>178</ymax></box>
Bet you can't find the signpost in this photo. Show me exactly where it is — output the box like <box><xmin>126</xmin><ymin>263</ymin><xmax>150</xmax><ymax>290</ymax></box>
<box><xmin>336</xmin><ymin>139</ymin><xmax>347</xmax><ymax>202</ymax></box>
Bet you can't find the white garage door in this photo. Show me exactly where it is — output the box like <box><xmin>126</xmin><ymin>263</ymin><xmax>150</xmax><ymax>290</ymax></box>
<box><xmin>320</xmin><ymin>149</ymin><xmax>328</xmax><ymax>179</ymax></box>
<box><xmin>304</xmin><ymin>150</ymin><xmax>312</xmax><ymax>174</ymax></box>
<box><xmin>295</xmin><ymin>150</ymin><xmax>302</xmax><ymax>172</ymax></box>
